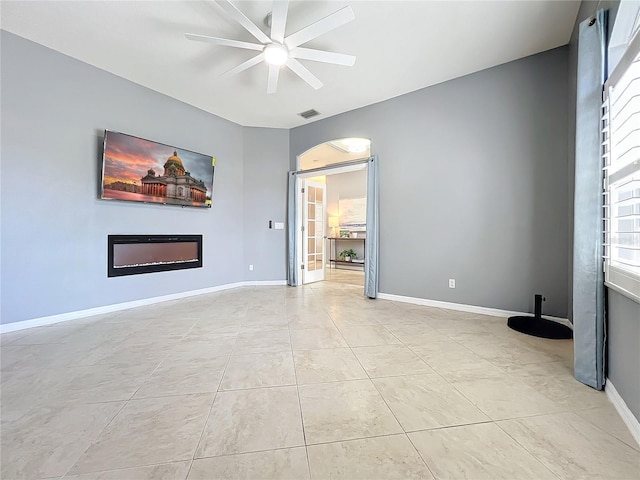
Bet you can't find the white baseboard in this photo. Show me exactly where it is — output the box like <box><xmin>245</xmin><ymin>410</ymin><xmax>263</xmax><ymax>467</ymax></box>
<box><xmin>605</xmin><ymin>380</ymin><xmax>640</xmax><ymax>447</ymax></box>
<box><xmin>0</xmin><ymin>280</ymin><xmax>287</xmax><ymax>334</ymax></box>
<box><xmin>377</xmin><ymin>292</ymin><xmax>572</xmax><ymax>328</ymax></box>
<box><xmin>246</xmin><ymin>280</ymin><xmax>288</xmax><ymax>286</ymax></box>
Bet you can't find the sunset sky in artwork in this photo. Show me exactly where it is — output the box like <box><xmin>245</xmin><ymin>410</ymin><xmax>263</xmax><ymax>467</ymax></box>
<box><xmin>102</xmin><ymin>131</ymin><xmax>214</xmax><ymax>195</ymax></box>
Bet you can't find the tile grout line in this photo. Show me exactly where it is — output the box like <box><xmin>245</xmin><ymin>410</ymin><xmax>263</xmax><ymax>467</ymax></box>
<box><xmin>341</xmin><ymin>299</ymin><xmax>533</xmax><ymax>479</ymax></box>
<box><xmin>572</xmin><ymin>407</ymin><xmax>640</xmax><ymax>452</ymax></box>
<box><xmin>389</xmin><ymin>315</ymin><xmax>594</xmax><ymax>480</ymax></box>
<box><xmin>60</xmin><ymin>459</ymin><xmax>195</xmax><ymax>479</ymax></box>
<box><xmin>492</xmin><ymin>417</ymin><xmax>564</xmax><ymax>480</ymax></box>
<box><xmin>394</xmin><ymin>331</ymin><xmax>575</xmax><ymax>431</ymax></box>
<box><xmin>325</xmin><ymin>300</ymin><xmax>432</xmax><ymax>469</ymax></box>
<box><xmin>286</xmin><ymin>297</ymin><xmax>313</xmax><ymax>480</ymax></box>
<box><xmin>58</xmin><ymin>347</ymin><xmax>172</xmax><ymax>479</ymax></box>
<box><xmin>186</xmin><ymin>315</ymin><xmax>240</xmax><ymax>474</ymax></box>
<box><xmin>378</xmin><ymin>308</ymin><xmax>542</xmax><ymax>478</ymax></box>
<box><xmin>67</xmin><ymin>307</ymin><xmax>230</xmax><ymax>472</ymax></box>
<box><xmin>183</xmin><ymin>443</ymin><xmax>309</xmax><ymax>462</ymax></box>
<box><xmin>403</xmin><ymin>430</ymin><xmax>438</xmax><ymax>479</ymax></box>
<box><xmin>67</xmin><ymin>295</ymin><xmax>226</xmax><ymax>479</ymax></box>
<box><xmin>362</xmin><ymin>312</ymin><xmax>440</xmax><ymax>478</ymax></box>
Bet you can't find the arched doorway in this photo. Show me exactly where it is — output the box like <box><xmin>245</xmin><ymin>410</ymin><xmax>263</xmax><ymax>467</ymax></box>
<box><xmin>287</xmin><ymin>138</ymin><xmax>379</xmax><ymax>299</ymax></box>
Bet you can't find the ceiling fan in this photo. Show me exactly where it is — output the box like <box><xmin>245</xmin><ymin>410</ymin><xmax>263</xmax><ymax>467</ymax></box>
<box><xmin>185</xmin><ymin>0</ymin><xmax>356</xmax><ymax>94</ymax></box>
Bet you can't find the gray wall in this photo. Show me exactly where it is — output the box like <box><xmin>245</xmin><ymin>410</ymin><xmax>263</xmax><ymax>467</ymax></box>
<box><xmin>1</xmin><ymin>31</ymin><xmax>245</xmax><ymax>324</ymax></box>
<box><xmin>607</xmin><ymin>290</ymin><xmax>640</xmax><ymax>420</ymax></box>
<box><xmin>242</xmin><ymin>127</ymin><xmax>289</xmax><ymax>281</ymax></box>
<box><xmin>291</xmin><ymin>47</ymin><xmax>570</xmax><ymax>317</ymax></box>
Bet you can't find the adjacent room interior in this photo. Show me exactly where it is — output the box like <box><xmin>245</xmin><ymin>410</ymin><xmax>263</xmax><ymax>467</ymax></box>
<box><xmin>1</xmin><ymin>1</ymin><xmax>639</xmax><ymax>479</ymax></box>
<box><xmin>297</xmin><ymin>139</ymin><xmax>369</xmax><ymax>288</ymax></box>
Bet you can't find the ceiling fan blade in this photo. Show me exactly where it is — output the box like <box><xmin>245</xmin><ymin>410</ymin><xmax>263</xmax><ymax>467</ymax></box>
<box><xmin>286</xmin><ymin>58</ymin><xmax>323</xmax><ymax>90</ymax></box>
<box><xmin>216</xmin><ymin>0</ymin><xmax>271</xmax><ymax>44</ymax></box>
<box><xmin>185</xmin><ymin>33</ymin><xmax>263</xmax><ymax>51</ymax></box>
<box><xmin>284</xmin><ymin>6</ymin><xmax>354</xmax><ymax>49</ymax></box>
<box><xmin>290</xmin><ymin>47</ymin><xmax>355</xmax><ymax>66</ymax></box>
<box><xmin>270</xmin><ymin>0</ymin><xmax>289</xmax><ymax>44</ymax></box>
<box><xmin>267</xmin><ymin>65</ymin><xmax>280</xmax><ymax>94</ymax></box>
<box><xmin>222</xmin><ymin>52</ymin><xmax>265</xmax><ymax>77</ymax></box>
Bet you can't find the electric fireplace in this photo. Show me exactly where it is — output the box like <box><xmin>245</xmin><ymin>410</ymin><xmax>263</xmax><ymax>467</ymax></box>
<box><xmin>107</xmin><ymin>235</ymin><xmax>202</xmax><ymax>277</ymax></box>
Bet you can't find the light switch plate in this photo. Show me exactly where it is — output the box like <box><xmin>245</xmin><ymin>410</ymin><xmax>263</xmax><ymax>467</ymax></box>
<box><xmin>274</xmin><ymin>222</ymin><xmax>284</xmax><ymax>230</ymax></box>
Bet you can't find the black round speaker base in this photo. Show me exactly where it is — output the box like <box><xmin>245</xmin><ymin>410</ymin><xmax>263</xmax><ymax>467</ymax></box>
<box><xmin>507</xmin><ymin>316</ymin><xmax>573</xmax><ymax>340</ymax></box>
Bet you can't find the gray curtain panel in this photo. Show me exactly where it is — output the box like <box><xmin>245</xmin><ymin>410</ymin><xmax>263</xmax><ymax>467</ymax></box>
<box><xmin>365</xmin><ymin>156</ymin><xmax>379</xmax><ymax>299</ymax></box>
<box><xmin>287</xmin><ymin>171</ymin><xmax>298</xmax><ymax>287</ymax></box>
<box><xmin>573</xmin><ymin>9</ymin><xmax>608</xmax><ymax>390</ymax></box>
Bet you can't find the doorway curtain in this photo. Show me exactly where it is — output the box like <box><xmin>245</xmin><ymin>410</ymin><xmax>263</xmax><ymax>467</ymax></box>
<box><xmin>287</xmin><ymin>171</ymin><xmax>298</xmax><ymax>287</ymax></box>
<box><xmin>573</xmin><ymin>9</ymin><xmax>608</xmax><ymax>390</ymax></box>
<box><xmin>365</xmin><ymin>156</ymin><xmax>379</xmax><ymax>298</ymax></box>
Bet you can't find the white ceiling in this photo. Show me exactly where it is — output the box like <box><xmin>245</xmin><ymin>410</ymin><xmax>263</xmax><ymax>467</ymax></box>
<box><xmin>1</xmin><ymin>0</ymin><xmax>580</xmax><ymax>129</ymax></box>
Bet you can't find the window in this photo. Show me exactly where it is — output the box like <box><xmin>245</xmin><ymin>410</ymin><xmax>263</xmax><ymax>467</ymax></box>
<box><xmin>603</xmin><ymin>33</ymin><xmax>640</xmax><ymax>301</ymax></box>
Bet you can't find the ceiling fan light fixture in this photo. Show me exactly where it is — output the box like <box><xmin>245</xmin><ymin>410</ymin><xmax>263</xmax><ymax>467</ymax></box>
<box><xmin>264</xmin><ymin>43</ymin><xmax>288</xmax><ymax>66</ymax></box>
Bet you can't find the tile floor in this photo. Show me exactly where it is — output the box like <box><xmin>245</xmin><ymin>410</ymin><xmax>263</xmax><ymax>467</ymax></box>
<box><xmin>1</xmin><ymin>274</ymin><xmax>638</xmax><ymax>479</ymax></box>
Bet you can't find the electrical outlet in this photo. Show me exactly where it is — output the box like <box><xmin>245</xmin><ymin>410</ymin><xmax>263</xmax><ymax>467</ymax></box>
<box><xmin>249</xmin><ymin>264</ymin><xmax>254</xmax><ymax>271</ymax></box>
<box><xmin>448</xmin><ymin>279</ymin><xmax>456</xmax><ymax>288</ymax></box>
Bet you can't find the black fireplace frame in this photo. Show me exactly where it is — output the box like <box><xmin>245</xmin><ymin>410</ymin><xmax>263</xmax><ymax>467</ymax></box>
<box><xmin>107</xmin><ymin>234</ymin><xmax>203</xmax><ymax>278</ymax></box>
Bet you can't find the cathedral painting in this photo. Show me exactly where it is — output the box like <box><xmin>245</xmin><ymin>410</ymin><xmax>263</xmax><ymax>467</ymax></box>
<box><xmin>101</xmin><ymin>130</ymin><xmax>215</xmax><ymax>208</ymax></box>
<box><xmin>140</xmin><ymin>151</ymin><xmax>208</xmax><ymax>203</ymax></box>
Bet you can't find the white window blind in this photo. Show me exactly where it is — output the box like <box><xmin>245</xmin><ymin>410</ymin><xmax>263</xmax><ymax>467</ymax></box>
<box><xmin>603</xmin><ymin>33</ymin><xmax>640</xmax><ymax>301</ymax></box>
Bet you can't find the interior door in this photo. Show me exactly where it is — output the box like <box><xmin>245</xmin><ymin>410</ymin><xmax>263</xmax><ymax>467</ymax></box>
<box><xmin>302</xmin><ymin>180</ymin><xmax>326</xmax><ymax>284</ymax></box>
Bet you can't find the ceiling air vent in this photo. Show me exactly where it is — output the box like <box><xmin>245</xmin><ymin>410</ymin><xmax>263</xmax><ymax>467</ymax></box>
<box><xmin>298</xmin><ymin>109</ymin><xmax>320</xmax><ymax>119</ymax></box>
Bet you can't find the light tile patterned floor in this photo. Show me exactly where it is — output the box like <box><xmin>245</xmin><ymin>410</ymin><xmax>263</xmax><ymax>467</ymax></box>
<box><xmin>1</xmin><ymin>274</ymin><xmax>639</xmax><ymax>480</ymax></box>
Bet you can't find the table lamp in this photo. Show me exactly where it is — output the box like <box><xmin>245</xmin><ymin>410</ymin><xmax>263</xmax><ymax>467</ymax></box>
<box><xmin>328</xmin><ymin>216</ymin><xmax>339</xmax><ymax>237</ymax></box>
